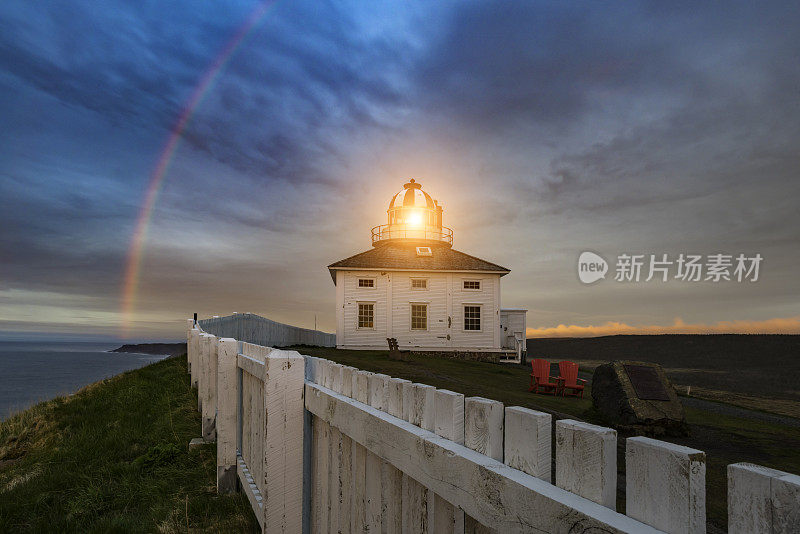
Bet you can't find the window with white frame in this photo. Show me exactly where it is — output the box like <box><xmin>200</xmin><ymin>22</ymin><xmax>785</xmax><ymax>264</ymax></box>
<box><xmin>463</xmin><ymin>280</ymin><xmax>481</xmax><ymax>290</ymax></box>
<box><xmin>411</xmin><ymin>278</ymin><xmax>428</xmax><ymax>290</ymax></box>
<box><xmin>464</xmin><ymin>305</ymin><xmax>481</xmax><ymax>331</ymax></box>
<box><xmin>358</xmin><ymin>278</ymin><xmax>375</xmax><ymax>288</ymax></box>
<box><xmin>357</xmin><ymin>302</ymin><xmax>374</xmax><ymax>328</ymax></box>
<box><xmin>411</xmin><ymin>304</ymin><xmax>427</xmax><ymax>330</ymax></box>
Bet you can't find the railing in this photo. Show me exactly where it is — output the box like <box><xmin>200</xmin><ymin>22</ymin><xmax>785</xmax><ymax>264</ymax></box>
<box><xmin>371</xmin><ymin>224</ymin><xmax>453</xmax><ymax>245</ymax></box>
<box><xmin>199</xmin><ymin>312</ymin><xmax>335</xmax><ymax>348</ymax></box>
<box><xmin>186</xmin><ymin>317</ymin><xmax>800</xmax><ymax>534</ymax></box>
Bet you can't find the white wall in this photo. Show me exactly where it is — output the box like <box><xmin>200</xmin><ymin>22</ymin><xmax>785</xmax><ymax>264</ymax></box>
<box><xmin>450</xmin><ymin>274</ymin><xmax>499</xmax><ymax>350</ymax></box>
<box><xmin>390</xmin><ymin>271</ymin><xmax>449</xmax><ymax>348</ymax></box>
<box><xmin>336</xmin><ymin>269</ymin><xmax>503</xmax><ymax>350</ymax></box>
<box><xmin>340</xmin><ymin>270</ymin><xmax>390</xmax><ymax>348</ymax></box>
<box><xmin>500</xmin><ymin>310</ymin><xmax>527</xmax><ymax>351</ymax></box>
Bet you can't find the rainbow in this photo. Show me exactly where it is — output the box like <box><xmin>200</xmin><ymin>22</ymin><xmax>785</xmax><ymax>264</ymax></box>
<box><xmin>120</xmin><ymin>0</ymin><xmax>277</xmax><ymax>337</ymax></box>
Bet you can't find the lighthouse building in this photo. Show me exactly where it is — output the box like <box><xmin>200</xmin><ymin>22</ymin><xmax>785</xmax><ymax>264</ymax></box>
<box><xmin>328</xmin><ymin>179</ymin><xmax>526</xmax><ymax>361</ymax></box>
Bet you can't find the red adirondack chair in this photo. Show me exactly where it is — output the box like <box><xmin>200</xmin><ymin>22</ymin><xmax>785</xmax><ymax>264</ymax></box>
<box><xmin>529</xmin><ymin>359</ymin><xmax>559</xmax><ymax>395</ymax></box>
<box><xmin>557</xmin><ymin>360</ymin><xmax>587</xmax><ymax>397</ymax></box>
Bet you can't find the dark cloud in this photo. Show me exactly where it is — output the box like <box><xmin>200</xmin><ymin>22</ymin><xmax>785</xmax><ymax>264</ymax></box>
<box><xmin>1</xmin><ymin>0</ymin><xmax>799</xmax><ymax>338</ymax></box>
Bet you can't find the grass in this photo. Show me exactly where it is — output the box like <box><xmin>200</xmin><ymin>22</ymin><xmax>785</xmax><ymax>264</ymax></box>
<box><xmin>287</xmin><ymin>345</ymin><xmax>800</xmax><ymax>531</ymax></box>
<box><xmin>526</xmin><ymin>334</ymin><xmax>800</xmax><ymax>402</ymax></box>
<box><xmin>0</xmin><ymin>355</ymin><xmax>258</xmax><ymax>534</ymax></box>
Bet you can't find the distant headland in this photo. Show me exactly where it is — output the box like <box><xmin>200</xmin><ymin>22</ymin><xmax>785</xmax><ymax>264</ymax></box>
<box><xmin>110</xmin><ymin>343</ymin><xmax>186</xmax><ymax>357</ymax></box>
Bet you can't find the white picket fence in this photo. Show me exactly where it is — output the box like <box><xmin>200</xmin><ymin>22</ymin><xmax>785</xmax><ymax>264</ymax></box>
<box><xmin>186</xmin><ymin>318</ymin><xmax>800</xmax><ymax>533</ymax></box>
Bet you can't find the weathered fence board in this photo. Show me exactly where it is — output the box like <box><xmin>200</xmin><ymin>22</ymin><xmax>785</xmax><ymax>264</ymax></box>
<box><xmin>728</xmin><ymin>462</ymin><xmax>800</xmax><ymax>534</ymax></box>
<box><xmin>504</xmin><ymin>406</ymin><xmax>551</xmax><ymax>483</ymax></box>
<box><xmin>262</xmin><ymin>349</ymin><xmax>305</xmax><ymax>533</ymax></box>
<box><xmin>217</xmin><ymin>338</ymin><xmax>238</xmax><ymax>493</ymax></box>
<box><xmin>555</xmin><ymin>419</ymin><xmax>617</xmax><ymax>510</ymax></box>
<box><xmin>626</xmin><ymin>437</ymin><xmax>706</xmax><ymax>534</ymax></box>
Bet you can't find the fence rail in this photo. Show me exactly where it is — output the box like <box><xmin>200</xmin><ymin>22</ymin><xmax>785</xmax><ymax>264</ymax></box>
<box><xmin>186</xmin><ymin>317</ymin><xmax>800</xmax><ymax>533</ymax></box>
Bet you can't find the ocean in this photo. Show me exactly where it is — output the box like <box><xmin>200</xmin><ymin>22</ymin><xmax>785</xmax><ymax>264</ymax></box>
<box><xmin>0</xmin><ymin>341</ymin><xmax>170</xmax><ymax>420</ymax></box>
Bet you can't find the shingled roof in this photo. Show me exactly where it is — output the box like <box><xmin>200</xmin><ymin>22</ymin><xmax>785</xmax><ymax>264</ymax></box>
<box><xmin>327</xmin><ymin>243</ymin><xmax>510</xmax><ymax>283</ymax></box>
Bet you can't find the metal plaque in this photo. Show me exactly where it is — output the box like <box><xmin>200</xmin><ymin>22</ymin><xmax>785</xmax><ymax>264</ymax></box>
<box><xmin>623</xmin><ymin>364</ymin><xmax>670</xmax><ymax>401</ymax></box>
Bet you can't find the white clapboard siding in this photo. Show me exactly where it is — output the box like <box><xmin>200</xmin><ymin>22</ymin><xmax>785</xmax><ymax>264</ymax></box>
<box><xmin>337</xmin><ymin>270</ymin><xmax>503</xmax><ymax>350</ymax></box>
<box><xmin>391</xmin><ymin>272</ymin><xmax>449</xmax><ymax>349</ymax></box>
<box><xmin>342</xmin><ymin>271</ymin><xmax>389</xmax><ymax>347</ymax></box>
<box><xmin>450</xmin><ymin>275</ymin><xmax>498</xmax><ymax>349</ymax></box>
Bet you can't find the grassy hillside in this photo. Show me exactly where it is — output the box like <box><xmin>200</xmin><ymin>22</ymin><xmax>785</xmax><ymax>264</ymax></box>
<box><xmin>0</xmin><ymin>355</ymin><xmax>258</xmax><ymax>533</ymax></box>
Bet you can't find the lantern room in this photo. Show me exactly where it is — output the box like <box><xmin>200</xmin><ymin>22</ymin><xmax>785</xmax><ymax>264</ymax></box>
<box><xmin>371</xmin><ymin>179</ymin><xmax>453</xmax><ymax>247</ymax></box>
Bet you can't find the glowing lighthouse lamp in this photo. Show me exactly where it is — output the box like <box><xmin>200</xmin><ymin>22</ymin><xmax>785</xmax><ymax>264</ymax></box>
<box><xmin>371</xmin><ymin>179</ymin><xmax>453</xmax><ymax>246</ymax></box>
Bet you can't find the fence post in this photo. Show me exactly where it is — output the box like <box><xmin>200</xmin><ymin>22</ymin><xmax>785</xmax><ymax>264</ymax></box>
<box><xmin>384</xmin><ymin>377</ymin><xmax>408</xmax><ymax>534</ymax></box>
<box><xmin>333</xmin><ymin>365</ymin><xmax>352</xmax><ymax>534</ymax></box>
<box><xmin>186</xmin><ymin>319</ymin><xmax>194</xmax><ymax>374</ymax></box>
<box><xmin>216</xmin><ymin>338</ymin><xmax>238</xmax><ymax>493</ymax></box>
<box><xmin>198</xmin><ymin>333</ymin><xmax>210</xmax><ymax>412</ymax></box>
<box><xmin>555</xmin><ymin>419</ymin><xmax>617</xmax><ymax>510</ymax></box>
<box><xmin>327</xmin><ymin>364</ymin><xmax>344</xmax><ymax>533</ymax></box>
<box><xmin>400</xmin><ymin>383</ymin><xmax>430</xmax><ymax>533</ymax></box>
<box><xmin>301</xmin><ymin>356</ymin><xmax>314</xmax><ymax>534</ymax></box>
<box><xmin>368</xmin><ymin>374</ymin><xmax>392</xmax><ymax>531</ymax></box>
<box><xmin>504</xmin><ymin>406</ymin><xmax>551</xmax><ymax>482</ymax></box>
<box><xmin>728</xmin><ymin>462</ymin><xmax>800</xmax><ymax>533</ymax></box>
<box><xmin>262</xmin><ymin>349</ymin><xmax>305</xmax><ymax>533</ymax></box>
<box><xmin>434</xmin><ymin>389</ymin><xmax>466</xmax><ymax>534</ymax></box>
<box><xmin>352</xmin><ymin>370</ymin><xmax>373</xmax><ymax>532</ymax></box>
<box><xmin>311</xmin><ymin>360</ymin><xmax>331</xmax><ymax>533</ymax></box>
<box><xmin>771</xmin><ymin>472</ymin><xmax>800</xmax><ymax>532</ymax></box>
<box><xmin>190</xmin><ymin>328</ymin><xmax>200</xmax><ymax>388</ymax></box>
<box><xmin>201</xmin><ymin>334</ymin><xmax>217</xmax><ymax>441</ymax></box>
<box><xmin>626</xmin><ymin>436</ymin><xmax>705</xmax><ymax>534</ymax></box>
<box><xmin>388</xmin><ymin>378</ymin><xmax>410</xmax><ymax>419</ymax></box>
<box><xmin>464</xmin><ymin>397</ymin><xmax>504</xmax><ymax>533</ymax></box>
<box><xmin>464</xmin><ymin>397</ymin><xmax>503</xmax><ymax>460</ymax></box>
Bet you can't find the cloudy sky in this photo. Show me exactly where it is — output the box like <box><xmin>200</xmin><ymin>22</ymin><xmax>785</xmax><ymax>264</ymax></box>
<box><xmin>1</xmin><ymin>1</ymin><xmax>799</xmax><ymax>340</ymax></box>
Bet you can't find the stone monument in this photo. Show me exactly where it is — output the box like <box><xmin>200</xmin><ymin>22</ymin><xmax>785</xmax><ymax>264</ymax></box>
<box><xmin>591</xmin><ymin>360</ymin><xmax>688</xmax><ymax>436</ymax></box>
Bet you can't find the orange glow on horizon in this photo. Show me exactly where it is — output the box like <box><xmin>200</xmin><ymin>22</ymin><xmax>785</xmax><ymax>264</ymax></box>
<box><xmin>526</xmin><ymin>316</ymin><xmax>800</xmax><ymax>338</ymax></box>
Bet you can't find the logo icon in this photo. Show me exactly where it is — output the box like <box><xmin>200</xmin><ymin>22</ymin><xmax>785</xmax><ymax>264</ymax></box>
<box><xmin>578</xmin><ymin>251</ymin><xmax>608</xmax><ymax>284</ymax></box>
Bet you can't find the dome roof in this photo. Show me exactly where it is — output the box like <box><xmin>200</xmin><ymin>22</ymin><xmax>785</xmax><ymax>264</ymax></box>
<box><xmin>388</xmin><ymin>179</ymin><xmax>436</xmax><ymax>210</ymax></box>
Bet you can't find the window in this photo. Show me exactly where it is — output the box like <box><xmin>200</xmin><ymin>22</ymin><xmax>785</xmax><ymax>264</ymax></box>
<box><xmin>416</xmin><ymin>246</ymin><xmax>432</xmax><ymax>257</ymax></box>
<box><xmin>463</xmin><ymin>280</ymin><xmax>481</xmax><ymax>290</ymax></box>
<box><xmin>358</xmin><ymin>278</ymin><xmax>375</xmax><ymax>288</ymax></box>
<box><xmin>411</xmin><ymin>304</ymin><xmax>427</xmax><ymax>330</ymax></box>
<box><xmin>411</xmin><ymin>278</ymin><xmax>428</xmax><ymax>290</ymax></box>
<box><xmin>464</xmin><ymin>306</ymin><xmax>481</xmax><ymax>331</ymax></box>
<box><xmin>358</xmin><ymin>303</ymin><xmax>374</xmax><ymax>328</ymax></box>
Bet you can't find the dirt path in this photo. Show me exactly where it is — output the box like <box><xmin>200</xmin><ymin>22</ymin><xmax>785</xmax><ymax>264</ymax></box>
<box><xmin>680</xmin><ymin>396</ymin><xmax>800</xmax><ymax>428</ymax></box>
